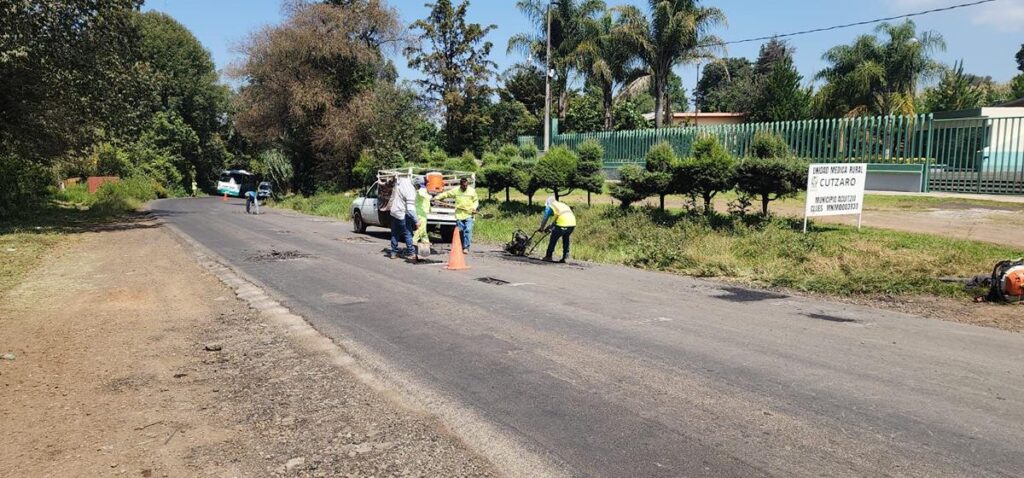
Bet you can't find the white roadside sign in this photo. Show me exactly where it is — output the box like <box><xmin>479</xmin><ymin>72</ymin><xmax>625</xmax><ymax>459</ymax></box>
<box><xmin>803</xmin><ymin>163</ymin><xmax>867</xmax><ymax>232</ymax></box>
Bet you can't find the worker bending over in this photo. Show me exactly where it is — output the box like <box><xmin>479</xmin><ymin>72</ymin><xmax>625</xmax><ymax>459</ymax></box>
<box><xmin>538</xmin><ymin>196</ymin><xmax>575</xmax><ymax>263</ymax></box>
<box><xmin>245</xmin><ymin>189</ymin><xmax>260</xmax><ymax>214</ymax></box>
<box><xmin>413</xmin><ymin>177</ymin><xmax>432</xmax><ymax>259</ymax></box>
<box><xmin>435</xmin><ymin>177</ymin><xmax>478</xmax><ymax>254</ymax></box>
<box><xmin>389</xmin><ymin>176</ymin><xmax>419</xmax><ymax>259</ymax></box>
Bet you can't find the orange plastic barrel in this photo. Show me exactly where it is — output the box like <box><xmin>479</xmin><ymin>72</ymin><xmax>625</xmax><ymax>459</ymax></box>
<box><xmin>426</xmin><ymin>172</ymin><xmax>444</xmax><ymax>194</ymax></box>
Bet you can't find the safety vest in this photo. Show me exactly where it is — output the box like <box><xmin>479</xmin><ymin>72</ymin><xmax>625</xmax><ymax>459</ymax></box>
<box><xmin>551</xmin><ymin>200</ymin><xmax>576</xmax><ymax>227</ymax></box>
<box><xmin>415</xmin><ymin>188</ymin><xmax>431</xmax><ymax>219</ymax></box>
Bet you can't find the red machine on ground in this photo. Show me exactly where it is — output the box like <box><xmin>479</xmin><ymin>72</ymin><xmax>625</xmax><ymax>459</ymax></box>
<box><xmin>989</xmin><ymin>259</ymin><xmax>1024</xmax><ymax>303</ymax></box>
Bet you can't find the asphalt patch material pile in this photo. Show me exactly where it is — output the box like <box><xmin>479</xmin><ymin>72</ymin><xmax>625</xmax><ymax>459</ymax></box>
<box><xmin>246</xmin><ymin>250</ymin><xmax>312</xmax><ymax>263</ymax></box>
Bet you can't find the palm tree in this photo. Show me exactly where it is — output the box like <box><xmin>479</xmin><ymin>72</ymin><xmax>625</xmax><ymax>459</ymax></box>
<box><xmin>509</xmin><ymin>0</ymin><xmax>606</xmax><ymax>121</ymax></box>
<box><xmin>572</xmin><ymin>11</ymin><xmax>636</xmax><ymax>130</ymax></box>
<box><xmin>615</xmin><ymin>0</ymin><xmax>726</xmax><ymax>129</ymax></box>
<box><xmin>815</xmin><ymin>21</ymin><xmax>944</xmax><ymax>117</ymax></box>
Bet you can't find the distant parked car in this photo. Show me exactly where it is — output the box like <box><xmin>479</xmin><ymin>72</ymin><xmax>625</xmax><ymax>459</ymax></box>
<box><xmin>256</xmin><ymin>181</ymin><xmax>272</xmax><ymax>200</ymax></box>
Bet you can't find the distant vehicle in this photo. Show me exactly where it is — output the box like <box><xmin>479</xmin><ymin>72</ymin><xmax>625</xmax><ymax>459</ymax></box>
<box><xmin>351</xmin><ymin>168</ymin><xmax>475</xmax><ymax>239</ymax></box>
<box><xmin>216</xmin><ymin>170</ymin><xmax>257</xmax><ymax>198</ymax></box>
<box><xmin>256</xmin><ymin>181</ymin><xmax>272</xmax><ymax>200</ymax></box>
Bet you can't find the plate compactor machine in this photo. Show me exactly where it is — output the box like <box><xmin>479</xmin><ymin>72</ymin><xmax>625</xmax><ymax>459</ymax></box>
<box><xmin>504</xmin><ymin>229</ymin><xmax>551</xmax><ymax>257</ymax></box>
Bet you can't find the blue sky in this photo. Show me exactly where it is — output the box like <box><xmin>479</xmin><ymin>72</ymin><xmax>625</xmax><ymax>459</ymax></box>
<box><xmin>143</xmin><ymin>0</ymin><xmax>1024</xmax><ymax>99</ymax></box>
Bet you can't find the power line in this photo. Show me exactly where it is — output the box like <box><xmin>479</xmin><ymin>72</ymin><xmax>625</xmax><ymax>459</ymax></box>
<box><xmin>720</xmin><ymin>0</ymin><xmax>997</xmax><ymax>45</ymax></box>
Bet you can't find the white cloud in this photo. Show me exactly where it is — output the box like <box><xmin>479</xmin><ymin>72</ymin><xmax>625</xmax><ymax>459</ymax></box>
<box><xmin>886</xmin><ymin>0</ymin><xmax>1024</xmax><ymax>32</ymax></box>
<box><xmin>968</xmin><ymin>0</ymin><xmax>1024</xmax><ymax>32</ymax></box>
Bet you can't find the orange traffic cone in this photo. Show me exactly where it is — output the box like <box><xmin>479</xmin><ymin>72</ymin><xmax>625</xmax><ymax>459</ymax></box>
<box><xmin>445</xmin><ymin>227</ymin><xmax>470</xmax><ymax>270</ymax></box>
<box><xmin>222</xmin><ymin>192</ymin><xmax>228</xmax><ymax>202</ymax></box>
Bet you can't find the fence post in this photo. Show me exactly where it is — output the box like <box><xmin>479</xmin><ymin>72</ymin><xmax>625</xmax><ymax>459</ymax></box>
<box><xmin>924</xmin><ymin>114</ymin><xmax>933</xmax><ymax>192</ymax></box>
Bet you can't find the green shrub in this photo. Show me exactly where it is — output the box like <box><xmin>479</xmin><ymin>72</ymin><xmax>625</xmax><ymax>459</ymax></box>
<box><xmin>0</xmin><ymin>158</ymin><xmax>52</xmax><ymax>217</ymax></box>
<box><xmin>421</xmin><ymin>147</ymin><xmax>449</xmax><ymax>168</ymax></box>
<box><xmin>249</xmin><ymin>149</ymin><xmax>294</xmax><ymax>196</ymax></box>
<box><xmin>91</xmin><ymin>176</ymin><xmax>158</xmax><ymax>215</ymax></box>
<box><xmin>54</xmin><ymin>183</ymin><xmax>92</xmax><ymax>205</ymax></box>
<box><xmin>512</xmin><ymin>159</ymin><xmax>541</xmax><ymax>205</ymax></box>
<box><xmin>351</xmin><ymin>151</ymin><xmax>377</xmax><ymax>188</ymax></box>
<box><xmin>519</xmin><ymin>142</ymin><xmax>539</xmax><ymax>159</ymax></box>
<box><xmin>481</xmin><ymin>164</ymin><xmax>516</xmax><ymax>201</ymax></box>
<box><xmin>610</xmin><ymin>164</ymin><xmax>651</xmax><ymax>208</ymax></box>
<box><xmin>94</xmin><ymin>143</ymin><xmax>134</xmax><ymax>177</ymax></box>
<box><xmin>533</xmin><ymin>146</ymin><xmax>578</xmax><ymax>199</ymax></box>
<box><xmin>443</xmin><ymin>151</ymin><xmax>478</xmax><ymax>172</ymax></box>
<box><xmin>749</xmin><ymin>131</ymin><xmax>791</xmax><ymax>159</ymax></box>
<box><xmin>688</xmin><ymin>136</ymin><xmax>737</xmax><ymax>213</ymax></box>
<box><xmin>644</xmin><ymin>142</ymin><xmax>677</xmax><ymax>210</ymax></box>
<box><xmin>498</xmin><ymin>144</ymin><xmax>521</xmax><ymax>163</ymax></box>
<box><xmin>735</xmin><ymin>157</ymin><xmax>808</xmax><ymax>215</ymax></box>
<box><xmin>574</xmin><ymin>140</ymin><xmax>605</xmax><ymax>205</ymax></box>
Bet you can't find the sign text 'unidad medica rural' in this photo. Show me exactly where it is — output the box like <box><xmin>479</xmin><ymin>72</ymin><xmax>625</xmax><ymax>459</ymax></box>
<box><xmin>803</xmin><ymin>163</ymin><xmax>867</xmax><ymax>232</ymax></box>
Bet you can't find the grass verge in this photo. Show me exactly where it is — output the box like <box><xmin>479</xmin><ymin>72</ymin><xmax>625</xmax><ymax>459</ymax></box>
<box><xmin>1</xmin><ymin>178</ymin><xmax>160</xmax><ymax>295</ymax></box>
<box><xmin>274</xmin><ymin>191</ymin><xmax>1023</xmax><ymax>298</ymax></box>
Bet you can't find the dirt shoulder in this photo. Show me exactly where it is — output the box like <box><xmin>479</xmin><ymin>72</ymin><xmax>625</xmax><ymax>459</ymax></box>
<box><xmin>0</xmin><ymin>218</ymin><xmax>495</xmax><ymax>477</ymax></box>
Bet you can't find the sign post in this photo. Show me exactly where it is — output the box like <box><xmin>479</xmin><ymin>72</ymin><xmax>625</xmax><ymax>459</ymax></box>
<box><xmin>803</xmin><ymin>163</ymin><xmax>867</xmax><ymax>233</ymax></box>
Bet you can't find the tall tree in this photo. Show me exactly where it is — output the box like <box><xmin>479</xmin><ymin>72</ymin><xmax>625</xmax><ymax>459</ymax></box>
<box><xmin>694</xmin><ymin>57</ymin><xmax>753</xmax><ymax>112</ymax></box>
<box><xmin>231</xmin><ymin>1</ymin><xmax>403</xmax><ymax>192</ymax></box>
<box><xmin>573</xmin><ymin>11</ymin><xmax>635</xmax><ymax>130</ymax></box>
<box><xmin>1</xmin><ymin>0</ymin><xmax>151</xmax><ymax>162</ymax></box>
<box><xmin>1</xmin><ymin>0</ymin><xmax>155</xmax><ymax>214</ymax></box>
<box><xmin>921</xmin><ymin>61</ymin><xmax>984</xmax><ymax>112</ymax></box>
<box><xmin>753</xmin><ymin>38</ymin><xmax>790</xmax><ymax>76</ymax></box>
<box><xmin>1016</xmin><ymin>43</ymin><xmax>1024</xmax><ymax>73</ymax></box>
<box><xmin>815</xmin><ymin>21</ymin><xmax>944</xmax><ymax>117</ymax></box>
<box><xmin>746</xmin><ymin>40</ymin><xmax>810</xmax><ymax>122</ymax></box>
<box><xmin>407</xmin><ymin>0</ymin><xmax>497</xmax><ymax>155</ymax></box>
<box><xmin>616</xmin><ymin>0</ymin><xmax>725</xmax><ymax>129</ymax></box>
<box><xmin>499</xmin><ymin>63</ymin><xmax>546</xmax><ymax>117</ymax></box>
<box><xmin>509</xmin><ymin>0</ymin><xmax>606</xmax><ymax>121</ymax></box>
<box><xmin>136</xmin><ymin>11</ymin><xmax>232</xmax><ymax>190</ymax></box>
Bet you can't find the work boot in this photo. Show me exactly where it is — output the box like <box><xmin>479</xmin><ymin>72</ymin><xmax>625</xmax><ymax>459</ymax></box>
<box><xmin>542</xmin><ymin>256</ymin><xmax>554</xmax><ymax>262</ymax></box>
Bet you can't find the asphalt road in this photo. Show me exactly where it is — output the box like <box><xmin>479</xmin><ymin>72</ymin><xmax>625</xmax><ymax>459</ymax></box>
<box><xmin>153</xmin><ymin>197</ymin><xmax>1024</xmax><ymax>477</ymax></box>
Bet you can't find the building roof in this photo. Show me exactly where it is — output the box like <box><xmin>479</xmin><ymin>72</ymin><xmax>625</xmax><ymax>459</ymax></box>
<box><xmin>999</xmin><ymin>97</ymin><xmax>1024</xmax><ymax>107</ymax></box>
<box><xmin>641</xmin><ymin>111</ymin><xmax>746</xmax><ymax>121</ymax></box>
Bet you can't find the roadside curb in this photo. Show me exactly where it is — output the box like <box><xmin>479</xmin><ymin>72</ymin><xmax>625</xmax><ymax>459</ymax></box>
<box><xmin>147</xmin><ymin>200</ymin><xmax>568</xmax><ymax>478</ymax></box>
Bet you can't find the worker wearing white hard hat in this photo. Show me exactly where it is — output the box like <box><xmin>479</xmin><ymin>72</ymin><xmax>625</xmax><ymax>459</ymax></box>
<box><xmin>538</xmin><ymin>196</ymin><xmax>576</xmax><ymax>263</ymax></box>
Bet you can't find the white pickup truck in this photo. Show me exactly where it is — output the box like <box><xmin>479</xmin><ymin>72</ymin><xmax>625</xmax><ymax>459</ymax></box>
<box><xmin>350</xmin><ymin>168</ymin><xmax>475</xmax><ymax>239</ymax></box>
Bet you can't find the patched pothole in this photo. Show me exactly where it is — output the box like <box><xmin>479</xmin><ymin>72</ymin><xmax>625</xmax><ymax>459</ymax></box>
<box><xmin>476</xmin><ymin>277</ymin><xmax>510</xmax><ymax>286</ymax></box>
<box><xmin>246</xmin><ymin>250</ymin><xmax>312</xmax><ymax>263</ymax></box>
<box><xmin>715</xmin><ymin>287</ymin><xmax>787</xmax><ymax>303</ymax></box>
<box><xmin>805</xmin><ymin>313</ymin><xmax>857</xmax><ymax>323</ymax></box>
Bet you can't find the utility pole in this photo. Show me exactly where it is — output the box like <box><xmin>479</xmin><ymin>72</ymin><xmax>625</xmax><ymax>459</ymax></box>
<box><xmin>543</xmin><ymin>2</ymin><xmax>552</xmax><ymax>152</ymax></box>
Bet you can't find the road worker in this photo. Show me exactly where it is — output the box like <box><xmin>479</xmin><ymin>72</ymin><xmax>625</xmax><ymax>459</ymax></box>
<box><xmin>388</xmin><ymin>176</ymin><xmax>418</xmax><ymax>259</ymax></box>
<box><xmin>435</xmin><ymin>177</ymin><xmax>478</xmax><ymax>254</ymax></box>
<box><xmin>412</xmin><ymin>177</ymin><xmax>432</xmax><ymax>259</ymax></box>
<box><xmin>245</xmin><ymin>189</ymin><xmax>260</xmax><ymax>214</ymax></box>
<box><xmin>538</xmin><ymin>196</ymin><xmax>576</xmax><ymax>263</ymax></box>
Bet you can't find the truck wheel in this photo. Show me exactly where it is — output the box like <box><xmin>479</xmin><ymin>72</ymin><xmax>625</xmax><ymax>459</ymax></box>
<box><xmin>353</xmin><ymin>212</ymin><xmax>367</xmax><ymax>233</ymax></box>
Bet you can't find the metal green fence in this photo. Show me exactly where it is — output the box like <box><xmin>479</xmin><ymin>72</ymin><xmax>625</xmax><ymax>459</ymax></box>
<box><xmin>518</xmin><ymin>113</ymin><xmax>1024</xmax><ymax>195</ymax></box>
<box><xmin>928</xmin><ymin>116</ymin><xmax>1024</xmax><ymax>194</ymax></box>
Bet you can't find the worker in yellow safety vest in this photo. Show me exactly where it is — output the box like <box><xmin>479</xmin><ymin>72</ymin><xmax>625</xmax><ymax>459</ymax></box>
<box><xmin>538</xmin><ymin>196</ymin><xmax>576</xmax><ymax>263</ymax></box>
<box><xmin>412</xmin><ymin>177</ymin><xmax>432</xmax><ymax>258</ymax></box>
<box><xmin>435</xmin><ymin>177</ymin><xmax>479</xmax><ymax>254</ymax></box>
